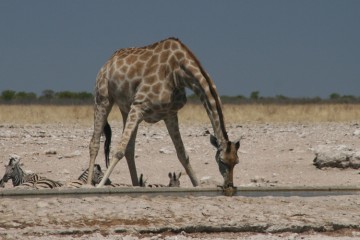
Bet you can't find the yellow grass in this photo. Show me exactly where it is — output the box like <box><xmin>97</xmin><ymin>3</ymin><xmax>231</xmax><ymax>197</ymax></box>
<box><xmin>0</xmin><ymin>103</ymin><xmax>359</xmax><ymax>125</ymax></box>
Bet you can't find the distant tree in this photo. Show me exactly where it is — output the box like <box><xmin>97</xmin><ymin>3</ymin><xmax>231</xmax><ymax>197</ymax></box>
<box><xmin>76</xmin><ymin>91</ymin><xmax>93</xmax><ymax>100</ymax></box>
<box><xmin>312</xmin><ymin>96</ymin><xmax>322</xmax><ymax>102</ymax></box>
<box><xmin>236</xmin><ymin>95</ymin><xmax>246</xmax><ymax>99</ymax></box>
<box><xmin>56</xmin><ymin>91</ymin><xmax>75</xmax><ymax>99</ymax></box>
<box><xmin>15</xmin><ymin>91</ymin><xmax>37</xmax><ymax>100</ymax></box>
<box><xmin>329</xmin><ymin>93</ymin><xmax>341</xmax><ymax>100</ymax></box>
<box><xmin>250</xmin><ymin>91</ymin><xmax>260</xmax><ymax>100</ymax></box>
<box><xmin>41</xmin><ymin>89</ymin><xmax>55</xmax><ymax>99</ymax></box>
<box><xmin>1</xmin><ymin>90</ymin><xmax>16</xmax><ymax>101</ymax></box>
<box><xmin>276</xmin><ymin>95</ymin><xmax>289</xmax><ymax>100</ymax></box>
<box><xmin>341</xmin><ymin>95</ymin><xmax>356</xmax><ymax>102</ymax></box>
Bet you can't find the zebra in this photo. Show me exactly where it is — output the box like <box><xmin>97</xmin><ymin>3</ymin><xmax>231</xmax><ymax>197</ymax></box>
<box><xmin>34</xmin><ymin>178</ymin><xmax>63</xmax><ymax>189</ymax></box>
<box><xmin>0</xmin><ymin>178</ymin><xmax>4</xmax><ymax>188</ymax></box>
<box><xmin>1</xmin><ymin>156</ymin><xmax>42</xmax><ymax>188</ymax></box>
<box><xmin>143</xmin><ymin>172</ymin><xmax>182</xmax><ymax>188</ymax></box>
<box><xmin>65</xmin><ymin>164</ymin><xmax>111</xmax><ymax>188</ymax></box>
<box><xmin>107</xmin><ymin>174</ymin><xmax>145</xmax><ymax>188</ymax></box>
<box><xmin>168</xmin><ymin>172</ymin><xmax>182</xmax><ymax>187</ymax></box>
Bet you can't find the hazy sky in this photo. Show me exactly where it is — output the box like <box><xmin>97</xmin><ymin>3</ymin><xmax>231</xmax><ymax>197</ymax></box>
<box><xmin>0</xmin><ymin>0</ymin><xmax>359</xmax><ymax>98</ymax></box>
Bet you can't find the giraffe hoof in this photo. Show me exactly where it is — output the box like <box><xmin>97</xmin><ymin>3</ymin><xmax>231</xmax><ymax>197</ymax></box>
<box><xmin>222</xmin><ymin>186</ymin><xmax>237</xmax><ymax>197</ymax></box>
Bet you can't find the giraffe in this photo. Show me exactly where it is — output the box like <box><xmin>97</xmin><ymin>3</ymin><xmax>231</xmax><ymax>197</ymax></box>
<box><xmin>88</xmin><ymin>37</ymin><xmax>240</xmax><ymax>188</ymax></box>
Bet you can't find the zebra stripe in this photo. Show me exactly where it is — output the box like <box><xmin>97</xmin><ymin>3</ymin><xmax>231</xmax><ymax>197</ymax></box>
<box><xmin>107</xmin><ymin>173</ymin><xmax>181</xmax><ymax>188</ymax></box>
<box><xmin>144</xmin><ymin>172</ymin><xmax>182</xmax><ymax>188</ymax></box>
<box><xmin>0</xmin><ymin>178</ymin><xmax>4</xmax><ymax>188</ymax></box>
<box><xmin>106</xmin><ymin>174</ymin><xmax>145</xmax><ymax>188</ymax></box>
<box><xmin>65</xmin><ymin>164</ymin><xmax>111</xmax><ymax>188</ymax></box>
<box><xmin>34</xmin><ymin>178</ymin><xmax>63</xmax><ymax>189</ymax></box>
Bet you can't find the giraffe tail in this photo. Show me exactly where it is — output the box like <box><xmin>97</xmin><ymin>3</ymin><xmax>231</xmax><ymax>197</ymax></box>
<box><xmin>103</xmin><ymin>121</ymin><xmax>112</xmax><ymax>168</ymax></box>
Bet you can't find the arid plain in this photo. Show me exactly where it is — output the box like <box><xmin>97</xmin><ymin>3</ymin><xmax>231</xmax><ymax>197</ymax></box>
<box><xmin>1</xmin><ymin>104</ymin><xmax>360</xmax><ymax>239</ymax></box>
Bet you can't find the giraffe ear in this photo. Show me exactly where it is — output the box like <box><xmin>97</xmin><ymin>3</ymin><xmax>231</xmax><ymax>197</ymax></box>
<box><xmin>210</xmin><ymin>135</ymin><xmax>219</xmax><ymax>148</ymax></box>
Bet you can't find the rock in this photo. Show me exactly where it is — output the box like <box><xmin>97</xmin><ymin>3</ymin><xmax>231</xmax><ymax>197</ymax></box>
<box><xmin>350</xmin><ymin>151</ymin><xmax>360</xmax><ymax>168</ymax></box>
<box><xmin>313</xmin><ymin>145</ymin><xmax>360</xmax><ymax>169</ymax></box>
<box><xmin>37</xmin><ymin>201</ymin><xmax>49</xmax><ymax>208</ymax></box>
<box><xmin>63</xmin><ymin>150</ymin><xmax>81</xmax><ymax>158</ymax></box>
<box><xmin>159</xmin><ymin>148</ymin><xmax>174</xmax><ymax>154</ymax></box>
<box><xmin>200</xmin><ymin>176</ymin><xmax>220</xmax><ymax>186</ymax></box>
<box><xmin>353</xmin><ymin>129</ymin><xmax>360</xmax><ymax>136</ymax></box>
<box><xmin>45</xmin><ymin>149</ymin><xmax>57</xmax><ymax>155</ymax></box>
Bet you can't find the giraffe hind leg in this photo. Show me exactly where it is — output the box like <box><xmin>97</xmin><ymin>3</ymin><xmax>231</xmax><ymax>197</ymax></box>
<box><xmin>97</xmin><ymin>105</ymin><xmax>144</xmax><ymax>187</ymax></box>
<box><xmin>88</xmin><ymin>99</ymin><xmax>113</xmax><ymax>185</ymax></box>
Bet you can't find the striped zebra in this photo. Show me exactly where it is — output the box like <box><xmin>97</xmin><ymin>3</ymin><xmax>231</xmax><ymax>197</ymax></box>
<box><xmin>65</xmin><ymin>164</ymin><xmax>111</xmax><ymax>188</ymax></box>
<box><xmin>34</xmin><ymin>178</ymin><xmax>63</xmax><ymax>189</ymax></box>
<box><xmin>142</xmin><ymin>172</ymin><xmax>181</xmax><ymax>188</ymax></box>
<box><xmin>107</xmin><ymin>174</ymin><xmax>145</xmax><ymax>188</ymax></box>
<box><xmin>0</xmin><ymin>178</ymin><xmax>4</xmax><ymax>188</ymax></box>
<box><xmin>1</xmin><ymin>156</ymin><xmax>42</xmax><ymax>188</ymax></box>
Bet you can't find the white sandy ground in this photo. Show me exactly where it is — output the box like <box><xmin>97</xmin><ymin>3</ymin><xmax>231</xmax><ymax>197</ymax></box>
<box><xmin>1</xmin><ymin>122</ymin><xmax>360</xmax><ymax>239</ymax></box>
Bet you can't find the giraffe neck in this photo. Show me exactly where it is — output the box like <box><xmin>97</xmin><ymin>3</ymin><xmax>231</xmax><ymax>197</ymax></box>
<box><xmin>181</xmin><ymin>67</ymin><xmax>228</xmax><ymax>146</ymax></box>
<box><xmin>168</xmin><ymin>39</ymin><xmax>228</xmax><ymax>146</ymax></box>
<box><xmin>170</xmin><ymin>39</ymin><xmax>228</xmax><ymax>146</ymax></box>
<box><xmin>197</xmin><ymin>82</ymin><xmax>228</xmax><ymax>146</ymax></box>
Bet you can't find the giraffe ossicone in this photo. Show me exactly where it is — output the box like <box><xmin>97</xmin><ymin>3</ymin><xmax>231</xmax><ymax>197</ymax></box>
<box><xmin>88</xmin><ymin>37</ymin><xmax>240</xmax><ymax>188</ymax></box>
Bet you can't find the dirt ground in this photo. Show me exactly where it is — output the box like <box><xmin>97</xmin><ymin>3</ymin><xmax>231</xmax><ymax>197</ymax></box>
<box><xmin>1</xmin><ymin>121</ymin><xmax>360</xmax><ymax>239</ymax></box>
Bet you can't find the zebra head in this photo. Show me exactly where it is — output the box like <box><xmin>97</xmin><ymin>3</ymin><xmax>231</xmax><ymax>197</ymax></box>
<box><xmin>2</xmin><ymin>155</ymin><xmax>22</xmax><ymax>184</ymax></box>
<box><xmin>168</xmin><ymin>172</ymin><xmax>181</xmax><ymax>187</ymax></box>
<box><xmin>78</xmin><ymin>164</ymin><xmax>112</xmax><ymax>186</ymax></box>
<box><xmin>93</xmin><ymin>164</ymin><xmax>112</xmax><ymax>186</ymax></box>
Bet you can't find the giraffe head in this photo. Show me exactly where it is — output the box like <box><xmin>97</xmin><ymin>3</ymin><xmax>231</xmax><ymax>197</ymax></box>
<box><xmin>210</xmin><ymin>135</ymin><xmax>240</xmax><ymax>188</ymax></box>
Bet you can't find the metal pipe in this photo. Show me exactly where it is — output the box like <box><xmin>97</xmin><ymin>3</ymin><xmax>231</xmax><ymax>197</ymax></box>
<box><xmin>1</xmin><ymin>186</ymin><xmax>360</xmax><ymax>198</ymax></box>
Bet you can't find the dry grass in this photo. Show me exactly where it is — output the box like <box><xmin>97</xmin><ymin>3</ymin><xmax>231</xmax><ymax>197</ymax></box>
<box><xmin>0</xmin><ymin>103</ymin><xmax>359</xmax><ymax>126</ymax></box>
<box><xmin>180</xmin><ymin>103</ymin><xmax>360</xmax><ymax>124</ymax></box>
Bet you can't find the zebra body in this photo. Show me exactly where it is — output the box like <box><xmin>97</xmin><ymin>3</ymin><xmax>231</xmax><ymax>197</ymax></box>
<box><xmin>137</xmin><ymin>172</ymin><xmax>181</xmax><ymax>188</ymax></box>
<box><xmin>147</xmin><ymin>183</ymin><xmax>167</xmax><ymax>188</ymax></box>
<box><xmin>65</xmin><ymin>164</ymin><xmax>111</xmax><ymax>188</ymax></box>
<box><xmin>106</xmin><ymin>174</ymin><xmax>146</xmax><ymax>188</ymax></box>
<box><xmin>34</xmin><ymin>178</ymin><xmax>63</xmax><ymax>189</ymax></box>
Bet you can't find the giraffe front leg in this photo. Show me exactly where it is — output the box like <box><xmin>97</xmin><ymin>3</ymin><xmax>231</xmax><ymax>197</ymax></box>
<box><xmin>121</xmin><ymin>110</ymin><xmax>140</xmax><ymax>186</ymax></box>
<box><xmin>125</xmin><ymin>125</ymin><xmax>140</xmax><ymax>186</ymax></box>
<box><xmin>97</xmin><ymin>106</ymin><xmax>143</xmax><ymax>187</ymax></box>
<box><xmin>164</xmin><ymin>115</ymin><xmax>199</xmax><ymax>187</ymax></box>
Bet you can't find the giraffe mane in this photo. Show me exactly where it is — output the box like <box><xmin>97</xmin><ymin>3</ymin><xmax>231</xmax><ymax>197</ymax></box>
<box><xmin>174</xmin><ymin>38</ymin><xmax>229</xmax><ymax>141</ymax></box>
